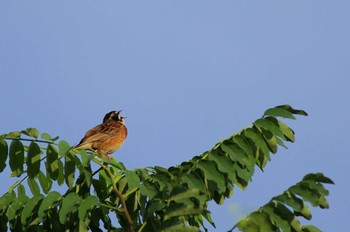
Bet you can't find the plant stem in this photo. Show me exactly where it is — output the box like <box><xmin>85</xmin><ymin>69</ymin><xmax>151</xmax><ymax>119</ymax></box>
<box><xmin>4</xmin><ymin>137</ymin><xmax>57</xmax><ymax>145</ymax></box>
<box><xmin>102</xmin><ymin>163</ymin><xmax>135</xmax><ymax>232</ymax></box>
<box><xmin>8</xmin><ymin>175</ymin><xmax>29</xmax><ymax>193</ymax></box>
<box><xmin>138</xmin><ymin>221</ymin><xmax>147</xmax><ymax>232</ymax></box>
<box><xmin>100</xmin><ymin>203</ymin><xmax>122</xmax><ymax>211</ymax></box>
<box><xmin>91</xmin><ymin>167</ymin><xmax>103</xmax><ymax>177</ymax></box>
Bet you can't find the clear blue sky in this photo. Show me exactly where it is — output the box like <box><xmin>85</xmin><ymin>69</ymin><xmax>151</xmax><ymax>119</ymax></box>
<box><xmin>0</xmin><ymin>1</ymin><xmax>348</xmax><ymax>231</ymax></box>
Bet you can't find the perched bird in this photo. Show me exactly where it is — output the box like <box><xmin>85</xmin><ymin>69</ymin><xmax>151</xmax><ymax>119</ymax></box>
<box><xmin>75</xmin><ymin>110</ymin><xmax>127</xmax><ymax>159</ymax></box>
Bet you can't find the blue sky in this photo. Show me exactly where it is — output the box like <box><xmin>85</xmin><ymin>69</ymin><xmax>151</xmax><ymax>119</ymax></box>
<box><xmin>0</xmin><ymin>1</ymin><xmax>348</xmax><ymax>231</ymax></box>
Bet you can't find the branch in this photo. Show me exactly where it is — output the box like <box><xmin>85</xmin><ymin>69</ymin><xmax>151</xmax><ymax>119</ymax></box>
<box><xmin>99</xmin><ymin>162</ymin><xmax>135</xmax><ymax>232</ymax></box>
<box><xmin>4</xmin><ymin>136</ymin><xmax>58</xmax><ymax>145</ymax></box>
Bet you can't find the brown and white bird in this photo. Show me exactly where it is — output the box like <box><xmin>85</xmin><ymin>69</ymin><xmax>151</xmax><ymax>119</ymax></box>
<box><xmin>75</xmin><ymin>111</ymin><xmax>127</xmax><ymax>159</ymax></box>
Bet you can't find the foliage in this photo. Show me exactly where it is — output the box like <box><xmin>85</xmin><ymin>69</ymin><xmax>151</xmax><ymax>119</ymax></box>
<box><xmin>0</xmin><ymin>105</ymin><xmax>333</xmax><ymax>231</ymax></box>
<box><xmin>232</xmin><ymin>173</ymin><xmax>334</xmax><ymax>232</ymax></box>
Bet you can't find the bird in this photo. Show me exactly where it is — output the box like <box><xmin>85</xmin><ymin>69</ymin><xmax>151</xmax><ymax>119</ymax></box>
<box><xmin>75</xmin><ymin>110</ymin><xmax>127</xmax><ymax>159</ymax></box>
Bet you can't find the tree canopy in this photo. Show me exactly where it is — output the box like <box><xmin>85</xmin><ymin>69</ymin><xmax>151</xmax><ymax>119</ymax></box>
<box><xmin>0</xmin><ymin>105</ymin><xmax>333</xmax><ymax>231</ymax></box>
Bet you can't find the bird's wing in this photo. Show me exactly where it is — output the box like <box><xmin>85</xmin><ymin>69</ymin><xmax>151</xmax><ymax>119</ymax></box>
<box><xmin>75</xmin><ymin>122</ymin><xmax>122</xmax><ymax>149</ymax></box>
<box><xmin>75</xmin><ymin>124</ymin><xmax>105</xmax><ymax>148</ymax></box>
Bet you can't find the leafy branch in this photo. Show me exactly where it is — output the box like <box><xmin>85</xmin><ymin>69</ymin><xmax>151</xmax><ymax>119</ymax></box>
<box><xmin>232</xmin><ymin>173</ymin><xmax>334</xmax><ymax>232</ymax></box>
<box><xmin>94</xmin><ymin>158</ymin><xmax>135</xmax><ymax>232</ymax></box>
<box><xmin>0</xmin><ymin>105</ymin><xmax>334</xmax><ymax>232</ymax></box>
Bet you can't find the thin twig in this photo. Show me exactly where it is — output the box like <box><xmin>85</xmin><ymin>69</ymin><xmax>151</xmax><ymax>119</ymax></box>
<box><xmin>100</xmin><ymin>203</ymin><xmax>122</xmax><ymax>211</ymax></box>
<box><xmin>8</xmin><ymin>175</ymin><xmax>29</xmax><ymax>192</ymax></box>
<box><xmin>4</xmin><ymin>137</ymin><xmax>58</xmax><ymax>145</ymax></box>
<box><xmin>91</xmin><ymin>166</ymin><xmax>103</xmax><ymax>177</ymax></box>
<box><xmin>138</xmin><ymin>221</ymin><xmax>147</xmax><ymax>232</ymax></box>
<box><xmin>113</xmin><ymin>185</ymin><xmax>135</xmax><ymax>232</ymax></box>
<box><xmin>101</xmin><ymin>163</ymin><xmax>135</xmax><ymax>232</ymax></box>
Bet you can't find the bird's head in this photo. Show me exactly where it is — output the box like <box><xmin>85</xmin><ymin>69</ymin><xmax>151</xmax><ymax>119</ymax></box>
<box><xmin>103</xmin><ymin>110</ymin><xmax>126</xmax><ymax>123</ymax></box>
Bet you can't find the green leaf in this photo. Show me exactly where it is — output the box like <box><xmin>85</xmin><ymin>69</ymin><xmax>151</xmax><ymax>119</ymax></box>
<box><xmin>220</xmin><ymin>143</ymin><xmax>251</xmax><ymax>167</ymax></box>
<box><xmin>58</xmin><ymin>140</ymin><xmax>71</xmax><ymax>156</ymax></box>
<box><xmin>243</xmin><ymin>128</ymin><xmax>270</xmax><ymax>156</ymax></box>
<box><xmin>140</xmin><ymin>181</ymin><xmax>159</xmax><ymax>200</ymax></box>
<box><xmin>231</xmin><ymin>135</ymin><xmax>254</xmax><ymax>159</ymax></box>
<box><xmin>117</xmin><ymin>176</ymin><xmax>128</xmax><ymax>193</ymax></box>
<box><xmin>6</xmin><ymin>197</ymin><xmax>25</xmax><ymax>221</ymax></box>
<box><xmin>264</xmin><ymin>107</ymin><xmax>296</xmax><ymax>119</ymax></box>
<box><xmin>235</xmin><ymin>211</ymin><xmax>276</xmax><ymax>232</ymax></box>
<box><xmin>41</xmin><ymin>132</ymin><xmax>59</xmax><ymax>141</ymax></box>
<box><xmin>46</xmin><ymin>144</ymin><xmax>59</xmax><ymax>180</ymax></box>
<box><xmin>125</xmin><ymin>170</ymin><xmax>140</xmax><ymax>189</ymax></box>
<box><xmin>40</xmin><ymin>132</ymin><xmax>53</xmax><ymax>141</ymax></box>
<box><xmin>98</xmin><ymin>168</ymin><xmax>111</xmax><ymax>186</ymax></box>
<box><xmin>180</xmin><ymin>173</ymin><xmax>207</xmax><ymax>193</ymax></box>
<box><xmin>5</xmin><ymin>131</ymin><xmax>21</xmax><ymax>139</ymax></box>
<box><xmin>262</xmin><ymin>202</ymin><xmax>295</xmax><ymax>231</ymax></box>
<box><xmin>9</xmin><ymin>140</ymin><xmax>24</xmax><ymax>177</ymax></box>
<box><xmin>57</xmin><ymin>159</ymin><xmax>65</xmax><ymax>186</ymax></box>
<box><xmin>145</xmin><ymin>199</ymin><xmax>166</xmax><ymax>218</ymax></box>
<box><xmin>21</xmin><ymin>128</ymin><xmax>39</xmax><ymax>139</ymax></box>
<box><xmin>38</xmin><ymin>191</ymin><xmax>61</xmax><ymax>222</ymax></box>
<box><xmin>0</xmin><ymin>193</ymin><xmax>14</xmax><ymax>214</ymax></box>
<box><xmin>303</xmin><ymin>180</ymin><xmax>329</xmax><ymax>196</ymax></box>
<box><xmin>80</xmin><ymin>166</ymin><xmax>93</xmax><ymax>189</ymax></box>
<box><xmin>80</xmin><ymin>149</ymin><xmax>94</xmax><ymax>167</ymax></box>
<box><xmin>202</xmin><ymin>210</ymin><xmax>216</xmax><ymax>228</ymax></box>
<box><xmin>296</xmin><ymin>180</ymin><xmax>328</xmax><ymax>208</ymax></box>
<box><xmin>233</xmin><ymin>163</ymin><xmax>253</xmax><ymax>189</ymax></box>
<box><xmin>59</xmin><ymin>192</ymin><xmax>81</xmax><ymax>224</ymax></box>
<box><xmin>65</xmin><ymin>153</ymin><xmax>76</xmax><ymax>188</ymax></box>
<box><xmin>243</xmin><ymin>128</ymin><xmax>271</xmax><ymax>168</ymax></box>
<box><xmin>277</xmin><ymin>120</ymin><xmax>295</xmax><ymax>142</ymax></box>
<box><xmin>298</xmin><ymin>204</ymin><xmax>312</xmax><ymax>220</ymax></box>
<box><xmin>26</xmin><ymin>142</ymin><xmax>41</xmax><ymax>178</ymax></box>
<box><xmin>71</xmin><ymin>154</ymin><xmax>84</xmax><ymax>173</ymax></box>
<box><xmin>254</xmin><ymin>118</ymin><xmax>284</xmax><ymax>138</ymax></box>
<box><xmin>152</xmin><ymin>169</ymin><xmax>172</xmax><ymax>191</ymax></box>
<box><xmin>21</xmin><ymin>194</ymin><xmax>44</xmax><ymax>226</ymax></box>
<box><xmin>27</xmin><ymin>177</ymin><xmax>41</xmax><ymax>196</ymax></box>
<box><xmin>208</xmin><ymin>150</ymin><xmax>234</xmax><ymax>180</ymax></box>
<box><xmin>169</xmin><ymin>188</ymin><xmax>201</xmax><ymax>203</ymax></box>
<box><xmin>164</xmin><ymin>206</ymin><xmax>203</xmax><ymax>220</ymax></box>
<box><xmin>17</xmin><ymin>184</ymin><xmax>26</xmax><ymax>197</ymax></box>
<box><xmin>275</xmin><ymin>105</ymin><xmax>308</xmax><ymax>116</ymax></box>
<box><xmin>318</xmin><ymin>195</ymin><xmax>329</xmax><ymax>209</ymax></box>
<box><xmin>165</xmin><ymin>224</ymin><xmax>200</xmax><ymax>232</ymax></box>
<box><xmin>289</xmin><ymin>183</ymin><xmax>322</xmax><ymax>207</ymax></box>
<box><xmin>273</xmin><ymin>191</ymin><xmax>314</xmax><ymax>220</ymax></box>
<box><xmin>302</xmin><ymin>225</ymin><xmax>322</xmax><ymax>232</ymax></box>
<box><xmin>92</xmin><ymin>179</ymin><xmax>108</xmax><ymax>200</ymax></box>
<box><xmin>302</xmin><ymin>173</ymin><xmax>335</xmax><ymax>184</ymax></box>
<box><xmin>38</xmin><ymin>171</ymin><xmax>52</xmax><ymax>194</ymax></box>
<box><xmin>0</xmin><ymin>139</ymin><xmax>8</xmax><ymax>172</ymax></box>
<box><xmin>273</xmin><ymin>191</ymin><xmax>304</xmax><ymax>213</ymax></box>
<box><xmin>101</xmin><ymin>159</ymin><xmax>126</xmax><ymax>171</ymax></box>
<box><xmin>260</xmin><ymin>129</ymin><xmax>278</xmax><ymax>153</ymax></box>
<box><xmin>197</xmin><ymin>160</ymin><xmax>226</xmax><ymax>194</ymax></box>
<box><xmin>79</xmin><ymin>220</ymin><xmax>89</xmax><ymax>232</ymax></box>
<box><xmin>89</xmin><ymin>209</ymin><xmax>104</xmax><ymax>232</ymax></box>
<box><xmin>78</xmin><ymin>196</ymin><xmax>100</xmax><ymax>221</ymax></box>
<box><xmin>111</xmin><ymin>160</ymin><xmax>127</xmax><ymax>171</ymax></box>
